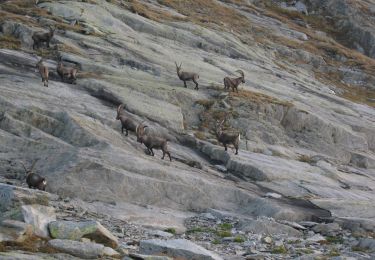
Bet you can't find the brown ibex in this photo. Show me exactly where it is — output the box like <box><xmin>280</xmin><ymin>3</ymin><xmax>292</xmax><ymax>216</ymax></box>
<box><xmin>21</xmin><ymin>160</ymin><xmax>47</xmax><ymax>191</ymax></box>
<box><xmin>116</xmin><ymin>104</ymin><xmax>137</xmax><ymax>136</ymax></box>
<box><xmin>224</xmin><ymin>70</ymin><xmax>245</xmax><ymax>92</ymax></box>
<box><xmin>32</xmin><ymin>26</ymin><xmax>55</xmax><ymax>49</ymax></box>
<box><xmin>175</xmin><ymin>62</ymin><xmax>199</xmax><ymax>90</ymax></box>
<box><xmin>36</xmin><ymin>58</ymin><xmax>49</xmax><ymax>87</ymax></box>
<box><xmin>216</xmin><ymin>120</ymin><xmax>240</xmax><ymax>155</ymax></box>
<box><xmin>136</xmin><ymin>122</ymin><xmax>172</xmax><ymax>161</ymax></box>
<box><xmin>57</xmin><ymin>61</ymin><xmax>78</xmax><ymax>84</ymax></box>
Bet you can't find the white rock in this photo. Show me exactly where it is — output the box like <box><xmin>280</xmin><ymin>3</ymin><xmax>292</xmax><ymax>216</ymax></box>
<box><xmin>21</xmin><ymin>204</ymin><xmax>56</xmax><ymax>238</ymax></box>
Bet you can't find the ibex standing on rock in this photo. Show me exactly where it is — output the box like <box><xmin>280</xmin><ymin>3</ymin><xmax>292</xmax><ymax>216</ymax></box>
<box><xmin>36</xmin><ymin>58</ymin><xmax>49</xmax><ymax>87</ymax></box>
<box><xmin>21</xmin><ymin>160</ymin><xmax>47</xmax><ymax>191</ymax></box>
<box><xmin>216</xmin><ymin>120</ymin><xmax>240</xmax><ymax>155</ymax></box>
<box><xmin>57</xmin><ymin>61</ymin><xmax>78</xmax><ymax>84</ymax></box>
<box><xmin>136</xmin><ymin>122</ymin><xmax>172</xmax><ymax>161</ymax></box>
<box><xmin>116</xmin><ymin>104</ymin><xmax>137</xmax><ymax>136</ymax></box>
<box><xmin>175</xmin><ymin>62</ymin><xmax>199</xmax><ymax>90</ymax></box>
<box><xmin>32</xmin><ymin>26</ymin><xmax>55</xmax><ymax>49</ymax></box>
<box><xmin>224</xmin><ymin>70</ymin><xmax>245</xmax><ymax>93</ymax></box>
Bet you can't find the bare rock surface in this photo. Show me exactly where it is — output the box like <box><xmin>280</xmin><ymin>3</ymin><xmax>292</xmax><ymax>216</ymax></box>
<box><xmin>21</xmin><ymin>204</ymin><xmax>56</xmax><ymax>238</ymax></box>
<box><xmin>48</xmin><ymin>220</ymin><xmax>118</xmax><ymax>248</ymax></box>
<box><xmin>139</xmin><ymin>239</ymin><xmax>223</xmax><ymax>260</ymax></box>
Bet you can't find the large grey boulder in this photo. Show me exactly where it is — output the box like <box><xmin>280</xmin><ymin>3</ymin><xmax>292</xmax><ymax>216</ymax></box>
<box><xmin>139</xmin><ymin>239</ymin><xmax>223</xmax><ymax>260</ymax></box>
<box><xmin>48</xmin><ymin>239</ymin><xmax>118</xmax><ymax>259</ymax></box>
<box><xmin>21</xmin><ymin>204</ymin><xmax>56</xmax><ymax>238</ymax></box>
<box><xmin>355</xmin><ymin>238</ymin><xmax>375</xmax><ymax>252</ymax></box>
<box><xmin>238</xmin><ymin>218</ymin><xmax>302</xmax><ymax>237</ymax></box>
<box><xmin>0</xmin><ymin>183</ymin><xmax>53</xmax><ymax>222</ymax></box>
<box><xmin>0</xmin><ymin>219</ymin><xmax>34</xmax><ymax>243</ymax></box>
<box><xmin>48</xmin><ymin>220</ymin><xmax>118</xmax><ymax>248</ymax></box>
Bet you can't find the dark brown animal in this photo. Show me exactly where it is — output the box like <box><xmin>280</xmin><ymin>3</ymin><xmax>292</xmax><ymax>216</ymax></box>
<box><xmin>21</xmin><ymin>160</ymin><xmax>47</xmax><ymax>191</ymax></box>
<box><xmin>36</xmin><ymin>58</ymin><xmax>49</xmax><ymax>87</ymax></box>
<box><xmin>175</xmin><ymin>62</ymin><xmax>199</xmax><ymax>90</ymax></box>
<box><xmin>136</xmin><ymin>122</ymin><xmax>172</xmax><ymax>161</ymax></box>
<box><xmin>32</xmin><ymin>27</ymin><xmax>55</xmax><ymax>49</ymax></box>
<box><xmin>224</xmin><ymin>70</ymin><xmax>245</xmax><ymax>92</ymax></box>
<box><xmin>116</xmin><ymin>104</ymin><xmax>137</xmax><ymax>136</ymax></box>
<box><xmin>216</xmin><ymin>120</ymin><xmax>240</xmax><ymax>155</ymax></box>
<box><xmin>57</xmin><ymin>61</ymin><xmax>78</xmax><ymax>83</ymax></box>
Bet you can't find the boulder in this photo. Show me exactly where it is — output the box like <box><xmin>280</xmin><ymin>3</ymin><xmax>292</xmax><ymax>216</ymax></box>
<box><xmin>129</xmin><ymin>253</ymin><xmax>173</xmax><ymax>260</ymax></box>
<box><xmin>335</xmin><ymin>217</ymin><xmax>375</xmax><ymax>235</ymax></box>
<box><xmin>48</xmin><ymin>220</ymin><xmax>118</xmax><ymax>248</ymax></box>
<box><xmin>0</xmin><ymin>183</ymin><xmax>53</xmax><ymax>222</ymax></box>
<box><xmin>139</xmin><ymin>239</ymin><xmax>222</xmax><ymax>260</ymax></box>
<box><xmin>355</xmin><ymin>238</ymin><xmax>375</xmax><ymax>252</ymax></box>
<box><xmin>312</xmin><ymin>223</ymin><xmax>341</xmax><ymax>236</ymax></box>
<box><xmin>0</xmin><ymin>219</ymin><xmax>34</xmax><ymax>243</ymax></box>
<box><xmin>238</xmin><ymin>219</ymin><xmax>302</xmax><ymax>237</ymax></box>
<box><xmin>48</xmin><ymin>239</ymin><xmax>105</xmax><ymax>259</ymax></box>
<box><xmin>21</xmin><ymin>205</ymin><xmax>56</xmax><ymax>238</ymax></box>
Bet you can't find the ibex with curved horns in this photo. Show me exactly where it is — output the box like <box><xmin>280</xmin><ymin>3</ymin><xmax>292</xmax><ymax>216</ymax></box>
<box><xmin>21</xmin><ymin>160</ymin><xmax>47</xmax><ymax>191</ymax></box>
<box><xmin>116</xmin><ymin>104</ymin><xmax>137</xmax><ymax>136</ymax></box>
<box><xmin>32</xmin><ymin>26</ymin><xmax>55</xmax><ymax>49</ymax></box>
<box><xmin>224</xmin><ymin>70</ymin><xmax>245</xmax><ymax>92</ymax></box>
<box><xmin>215</xmin><ymin>119</ymin><xmax>240</xmax><ymax>155</ymax></box>
<box><xmin>136</xmin><ymin>122</ymin><xmax>172</xmax><ymax>161</ymax></box>
<box><xmin>175</xmin><ymin>62</ymin><xmax>199</xmax><ymax>90</ymax></box>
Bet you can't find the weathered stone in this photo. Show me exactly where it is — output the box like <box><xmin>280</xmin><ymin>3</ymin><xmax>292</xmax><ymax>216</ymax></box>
<box><xmin>129</xmin><ymin>253</ymin><xmax>173</xmax><ymax>260</ymax></box>
<box><xmin>0</xmin><ymin>183</ymin><xmax>53</xmax><ymax>222</ymax></box>
<box><xmin>262</xmin><ymin>236</ymin><xmax>272</xmax><ymax>244</ymax></box>
<box><xmin>48</xmin><ymin>239</ymin><xmax>105</xmax><ymax>259</ymax></box>
<box><xmin>102</xmin><ymin>246</ymin><xmax>121</xmax><ymax>258</ymax></box>
<box><xmin>21</xmin><ymin>205</ymin><xmax>56</xmax><ymax>238</ymax></box>
<box><xmin>0</xmin><ymin>219</ymin><xmax>33</xmax><ymax>243</ymax></box>
<box><xmin>306</xmin><ymin>234</ymin><xmax>326</xmax><ymax>243</ymax></box>
<box><xmin>48</xmin><ymin>220</ymin><xmax>118</xmax><ymax>248</ymax></box>
<box><xmin>335</xmin><ymin>217</ymin><xmax>375</xmax><ymax>235</ymax></box>
<box><xmin>355</xmin><ymin>238</ymin><xmax>375</xmax><ymax>252</ymax></box>
<box><xmin>139</xmin><ymin>239</ymin><xmax>222</xmax><ymax>260</ymax></box>
<box><xmin>148</xmin><ymin>230</ymin><xmax>174</xmax><ymax>238</ymax></box>
<box><xmin>312</xmin><ymin>223</ymin><xmax>341</xmax><ymax>236</ymax></box>
<box><xmin>239</xmin><ymin>219</ymin><xmax>302</xmax><ymax>237</ymax></box>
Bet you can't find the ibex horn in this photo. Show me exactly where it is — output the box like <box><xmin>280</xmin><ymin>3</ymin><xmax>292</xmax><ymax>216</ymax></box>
<box><xmin>235</xmin><ymin>70</ymin><xmax>244</xmax><ymax>77</ymax></box>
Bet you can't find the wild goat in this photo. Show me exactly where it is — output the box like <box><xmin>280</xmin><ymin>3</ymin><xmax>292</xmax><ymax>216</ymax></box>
<box><xmin>36</xmin><ymin>58</ymin><xmax>49</xmax><ymax>87</ymax></box>
<box><xmin>216</xmin><ymin>120</ymin><xmax>240</xmax><ymax>155</ymax></box>
<box><xmin>175</xmin><ymin>62</ymin><xmax>199</xmax><ymax>90</ymax></box>
<box><xmin>136</xmin><ymin>122</ymin><xmax>172</xmax><ymax>161</ymax></box>
<box><xmin>224</xmin><ymin>70</ymin><xmax>245</xmax><ymax>92</ymax></box>
<box><xmin>116</xmin><ymin>104</ymin><xmax>137</xmax><ymax>136</ymax></box>
<box><xmin>21</xmin><ymin>160</ymin><xmax>47</xmax><ymax>191</ymax></box>
<box><xmin>32</xmin><ymin>26</ymin><xmax>55</xmax><ymax>49</ymax></box>
<box><xmin>57</xmin><ymin>61</ymin><xmax>78</xmax><ymax>84</ymax></box>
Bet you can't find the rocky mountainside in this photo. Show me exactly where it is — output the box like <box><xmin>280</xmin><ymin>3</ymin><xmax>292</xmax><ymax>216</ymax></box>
<box><xmin>0</xmin><ymin>0</ymin><xmax>375</xmax><ymax>259</ymax></box>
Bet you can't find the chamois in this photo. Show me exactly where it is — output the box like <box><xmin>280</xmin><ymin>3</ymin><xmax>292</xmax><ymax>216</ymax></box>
<box><xmin>32</xmin><ymin>26</ymin><xmax>55</xmax><ymax>49</ymax></box>
<box><xmin>175</xmin><ymin>62</ymin><xmax>199</xmax><ymax>90</ymax></box>
<box><xmin>21</xmin><ymin>160</ymin><xmax>47</xmax><ymax>191</ymax></box>
<box><xmin>36</xmin><ymin>58</ymin><xmax>49</xmax><ymax>87</ymax></box>
<box><xmin>216</xmin><ymin>120</ymin><xmax>240</xmax><ymax>155</ymax></box>
<box><xmin>224</xmin><ymin>70</ymin><xmax>245</xmax><ymax>92</ymax></box>
<box><xmin>57</xmin><ymin>61</ymin><xmax>78</xmax><ymax>84</ymax></box>
<box><xmin>136</xmin><ymin>122</ymin><xmax>172</xmax><ymax>161</ymax></box>
<box><xmin>116</xmin><ymin>104</ymin><xmax>137</xmax><ymax>136</ymax></box>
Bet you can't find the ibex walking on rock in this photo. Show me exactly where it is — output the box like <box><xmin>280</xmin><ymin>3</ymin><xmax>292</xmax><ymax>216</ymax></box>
<box><xmin>224</xmin><ymin>70</ymin><xmax>245</xmax><ymax>92</ymax></box>
<box><xmin>216</xmin><ymin>120</ymin><xmax>240</xmax><ymax>155</ymax></box>
<box><xmin>32</xmin><ymin>26</ymin><xmax>55</xmax><ymax>49</ymax></box>
<box><xmin>57</xmin><ymin>61</ymin><xmax>78</xmax><ymax>84</ymax></box>
<box><xmin>136</xmin><ymin>122</ymin><xmax>172</xmax><ymax>161</ymax></box>
<box><xmin>36</xmin><ymin>58</ymin><xmax>49</xmax><ymax>87</ymax></box>
<box><xmin>116</xmin><ymin>104</ymin><xmax>137</xmax><ymax>136</ymax></box>
<box><xmin>175</xmin><ymin>62</ymin><xmax>199</xmax><ymax>90</ymax></box>
<box><xmin>21</xmin><ymin>160</ymin><xmax>47</xmax><ymax>191</ymax></box>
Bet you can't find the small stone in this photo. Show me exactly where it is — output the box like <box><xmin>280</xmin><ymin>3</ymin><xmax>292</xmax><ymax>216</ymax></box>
<box><xmin>148</xmin><ymin>230</ymin><xmax>174</xmax><ymax>238</ymax></box>
<box><xmin>265</xmin><ymin>192</ymin><xmax>282</xmax><ymax>199</ymax></box>
<box><xmin>103</xmin><ymin>246</ymin><xmax>120</xmax><ymax>257</ymax></box>
<box><xmin>307</xmin><ymin>234</ymin><xmax>326</xmax><ymax>243</ymax></box>
<box><xmin>262</xmin><ymin>236</ymin><xmax>272</xmax><ymax>244</ymax></box>
<box><xmin>48</xmin><ymin>239</ymin><xmax>104</xmax><ymax>259</ymax></box>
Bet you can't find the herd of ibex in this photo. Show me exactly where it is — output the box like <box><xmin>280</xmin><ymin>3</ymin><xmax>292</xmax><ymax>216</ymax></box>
<box><xmin>26</xmin><ymin>25</ymin><xmax>246</xmax><ymax>191</ymax></box>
